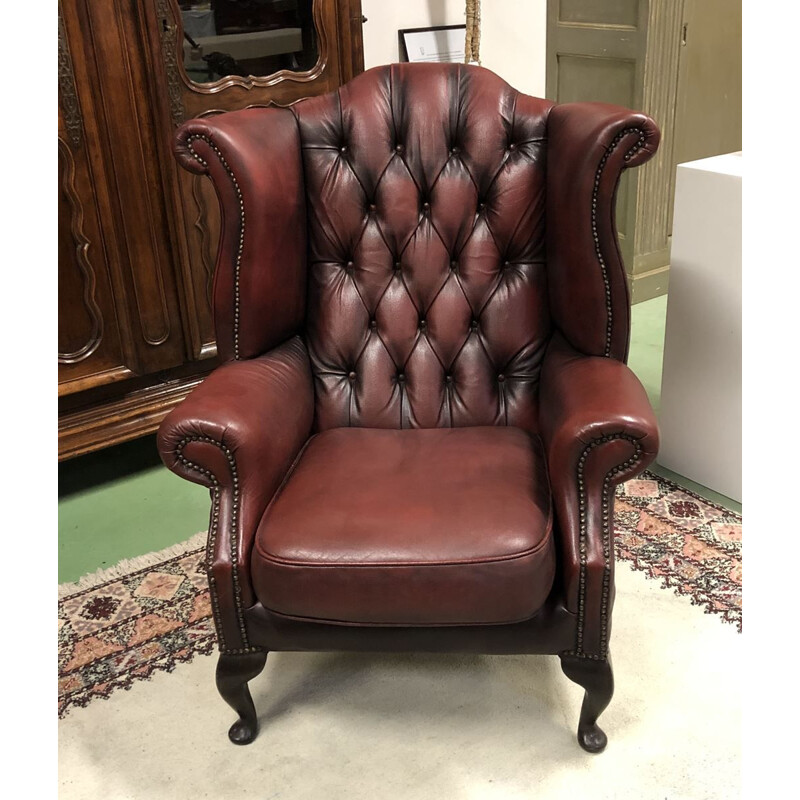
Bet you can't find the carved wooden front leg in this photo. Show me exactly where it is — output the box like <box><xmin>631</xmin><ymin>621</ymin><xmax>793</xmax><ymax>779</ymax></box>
<box><xmin>216</xmin><ymin>650</ymin><xmax>269</xmax><ymax>745</ymax></box>
<box><xmin>560</xmin><ymin>652</ymin><xmax>614</xmax><ymax>753</ymax></box>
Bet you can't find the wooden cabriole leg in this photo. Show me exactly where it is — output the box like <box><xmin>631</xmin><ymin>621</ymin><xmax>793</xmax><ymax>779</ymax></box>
<box><xmin>215</xmin><ymin>650</ymin><xmax>268</xmax><ymax>745</ymax></box>
<box><xmin>559</xmin><ymin>652</ymin><xmax>614</xmax><ymax>753</ymax></box>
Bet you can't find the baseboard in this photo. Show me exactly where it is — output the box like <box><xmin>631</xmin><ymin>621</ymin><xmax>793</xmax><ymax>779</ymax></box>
<box><xmin>630</xmin><ymin>264</ymin><xmax>670</xmax><ymax>304</ymax></box>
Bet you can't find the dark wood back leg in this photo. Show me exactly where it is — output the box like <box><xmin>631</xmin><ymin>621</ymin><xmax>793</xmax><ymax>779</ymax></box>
<box><xmin>216</xmin><ymin>651</ymin><xmax>269</xmax><ymax>745</ymax></box>
<box><xmin>559</xmin><ymin>653</ymin><xmax>614</xmax><ymax>753</ymax></box>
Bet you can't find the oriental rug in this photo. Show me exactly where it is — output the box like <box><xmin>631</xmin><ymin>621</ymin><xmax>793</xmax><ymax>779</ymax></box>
<box><xmin>58</xmin><ymin>471</ymin><xmax>741</xmax><ymax>718</ymax></box>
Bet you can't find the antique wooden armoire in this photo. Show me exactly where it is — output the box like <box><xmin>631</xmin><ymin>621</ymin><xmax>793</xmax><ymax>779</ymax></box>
<box><xmin>58</xmin><ymin>0</ymin><xmax>364</xmax><ymax>458</ymax></box>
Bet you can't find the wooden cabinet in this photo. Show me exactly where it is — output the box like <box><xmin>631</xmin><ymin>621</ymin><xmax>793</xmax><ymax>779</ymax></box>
<box><xmin>58</xmin><ymin>0</ymin><xmax>364</xmax><ymax>459</ymax></box>
<box><xmin>546</xmin><ymin>0</ymin><xmax>741</xmax><ymax>304</ymax></box>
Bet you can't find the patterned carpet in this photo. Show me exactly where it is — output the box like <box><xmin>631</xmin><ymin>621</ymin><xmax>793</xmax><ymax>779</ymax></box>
<box><xmin>57</xmin><ymin>471</ymin><xmax>741</xmax><ymax>718</ymax></box>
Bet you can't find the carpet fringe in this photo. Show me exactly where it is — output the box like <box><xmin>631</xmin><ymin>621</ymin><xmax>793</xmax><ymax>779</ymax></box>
<box><xmin>58</xmin><ymin>531</ymin><xmax>208</xmax><ymax>599</ymax></box>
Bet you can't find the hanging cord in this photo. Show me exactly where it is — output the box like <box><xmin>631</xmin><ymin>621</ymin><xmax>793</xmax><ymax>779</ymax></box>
<box><xmin>465</xmin><ymin>0</ymin><xmax>481</xmax><ymax>64</ymax></box>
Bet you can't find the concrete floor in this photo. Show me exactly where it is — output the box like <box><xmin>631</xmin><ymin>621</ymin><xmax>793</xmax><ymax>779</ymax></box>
<box><xmin>58</xmin><ymin>295</ymin><xmax>741</xmax><ymax>584</ymax></box>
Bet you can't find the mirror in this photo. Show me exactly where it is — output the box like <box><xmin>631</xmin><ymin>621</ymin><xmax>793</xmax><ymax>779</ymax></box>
<box><xmin>179</xmin><ymin>1</ymin><xmax>318</xmax><ymax>84</ymax></box>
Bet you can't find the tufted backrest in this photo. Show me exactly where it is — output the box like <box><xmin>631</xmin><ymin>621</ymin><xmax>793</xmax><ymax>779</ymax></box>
<box><xmin>292</xmin><ymin>64</ymin><xmax>554</xmax><ymax>432</ymax></box>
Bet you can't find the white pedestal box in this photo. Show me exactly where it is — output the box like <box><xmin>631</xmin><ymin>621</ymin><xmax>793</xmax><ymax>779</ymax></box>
<box><xmin>657</xmin><ymin>153</ymin><xmax>742</xmax><ymax>502</ymax></box>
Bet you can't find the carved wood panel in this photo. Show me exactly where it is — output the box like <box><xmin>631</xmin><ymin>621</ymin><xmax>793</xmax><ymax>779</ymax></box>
<box><xmin>58</xmin><ymin>2</ymin><xmax>127</xmax><ymax>394</ymax></box>
<box><xmin>76</xmin><ymin>0</ymin><xmax>188</xmax><ymax>373</ymax></box>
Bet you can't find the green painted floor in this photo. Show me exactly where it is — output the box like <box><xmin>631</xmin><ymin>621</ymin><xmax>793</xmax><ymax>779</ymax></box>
<box><xmin>58</xmin><ymin>295</ymin><xmax>741</xmax><ymax>584</ymax></box>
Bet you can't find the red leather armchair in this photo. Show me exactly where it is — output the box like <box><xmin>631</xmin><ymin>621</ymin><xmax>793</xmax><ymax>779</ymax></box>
<box><xmin>159</xmin><ymin>63</ymin><xmax>660</xmax><ymax>753</ymax></box>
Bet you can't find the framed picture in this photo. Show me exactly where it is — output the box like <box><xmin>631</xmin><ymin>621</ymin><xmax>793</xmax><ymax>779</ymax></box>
<box><xmin>398</xmin><ymin>24</ymin><xmax>466</xmax><ymax>64</ymax></box>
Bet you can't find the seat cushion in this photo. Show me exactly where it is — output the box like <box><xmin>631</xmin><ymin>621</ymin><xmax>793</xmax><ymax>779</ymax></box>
<box><xmin>252</xmin><ymin>426</ymin><xmax>555</xmax><ymax>626</ymax></box>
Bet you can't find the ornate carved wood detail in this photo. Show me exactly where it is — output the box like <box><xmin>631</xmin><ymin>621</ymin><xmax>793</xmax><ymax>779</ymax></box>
<box><xmin>157</xmin><ymin>0</ymin><xmax>186</xmax><ymax>126</ymax></box>
<box><xmin>58</xmin><ymin>137</ymin><xmax>103</xmax><ymax>364</ymax></box>
<box><xmin>162</xmin><ymin>0</ymin><xmax>329</xmax><ymax>96</ymax></box>
<box><xmin>191</xmin><ymin>174</ymin><xmax>215</xmax><ymax>307</ymax></box>
<box><xmin>58</xmin><ymin>2</ymin><xmax>83</xmax><ymax>148</ymax></box>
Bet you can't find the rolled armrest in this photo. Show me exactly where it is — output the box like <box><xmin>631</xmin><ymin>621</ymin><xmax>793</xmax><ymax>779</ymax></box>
<box><xmin>157</xmin><ymin>336</ymin><xmax>313</xmax><ymax>650</ymax></box>
<box><xmin>546</xmin><ymin>102</ymin><xmax>660</xmax><ymax>360</ymax></box>
<box><xmin>539</xmin><ymin>334</ymin><xmax>658</xmax><ymax>653</ymax></box>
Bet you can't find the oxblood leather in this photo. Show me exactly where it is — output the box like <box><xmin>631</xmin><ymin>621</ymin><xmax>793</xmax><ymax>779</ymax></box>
<box><xmin>546</xmin><ymin>103</ymin><xmax>660</xmax><ymax>361</ymax></box>
<box><xmin>158</xmin><ymin>336</ymin><xmax>314</xmax><ymax>650</ymax></box>
<box><xmin>252</xmin><ymin>427</ymin><xmax>554</xmax><ymax>625</ymax></box>
<box><xmin>293</xmin><ymin>64</ymin><xmax>553</xmax><ymax>432</ymax></box>
<box><xmin>539</xmin><ymin>333</ymin><xmax>659</xmax><ymax>653</ymax></box>
<box><xmin>173</xmin><ymin>109</ymin><xmax>307</xmax><ymax>362</ymax></box>
<box><xmin>161</xmin><ymin>63</ymin><xmax>660</xmax><ymax>660</ymax></box>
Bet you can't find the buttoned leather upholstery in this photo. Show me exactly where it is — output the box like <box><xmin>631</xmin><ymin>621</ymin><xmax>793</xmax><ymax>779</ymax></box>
<box><xmin>252</xmin><ymin>426</ymin><xmax>554</xmax><ymax>625</ymax></box>
<box><xmin>293</xmin><ymin>66</ymin><xmax>552</xmax><ymax>432</ymax></box>
<box><xmin>161</xmin><ymin>64</ymin><xmax>662</xmax><ymax>750</ymax></box>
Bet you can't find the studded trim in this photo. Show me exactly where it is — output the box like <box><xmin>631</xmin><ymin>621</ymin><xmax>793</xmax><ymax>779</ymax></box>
<box><xmin>573</xmin><ymin>433</ymin><xmax>644</xmax><ymax>659</ymax></box>
<box><xmin>175</xmin><ymin>435</ymin><xmax>258</xmax><ymax>655</ymax></box>
<box><xmin>184</xmin><ymin>135</ymin><xmax>245</xmax><ymax>361</ymax></box>
<box><xmin>592</xmin><ymin>128</ymin><xmax>647</xmax><ymax>357</ymax></box>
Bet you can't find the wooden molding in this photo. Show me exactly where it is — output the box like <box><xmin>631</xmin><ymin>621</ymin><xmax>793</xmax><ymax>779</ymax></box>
<box><xmin>58</xmin><ymin>137</ymin><xmax>104</xmax><ymax>364</ymax></box>
<box><xmin>59</xmin><ymin>370</ymin><xmax>212</xmax><ymax>461</ymax></box>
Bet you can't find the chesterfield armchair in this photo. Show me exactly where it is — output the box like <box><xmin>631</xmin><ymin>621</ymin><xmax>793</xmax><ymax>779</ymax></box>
<box><xmin>158</xmin><ymin>63</ymin><xmax>660</xmax><ymax>753</ymax></box>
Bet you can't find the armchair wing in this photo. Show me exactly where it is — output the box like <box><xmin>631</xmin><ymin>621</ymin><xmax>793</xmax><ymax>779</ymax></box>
<box><xmin>173</xmin><ymin>108</ymin><xmax>307</xmax><ymax>362</ymax></box>
<box><xmin>546</xmin><ymin>102</ymin><xmax>660</xmax><ymax>360</ymax></box>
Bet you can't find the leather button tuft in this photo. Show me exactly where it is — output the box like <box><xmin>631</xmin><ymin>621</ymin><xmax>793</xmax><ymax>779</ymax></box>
<box><xmin>450</xmin><ymin>260</ymin><xmax>458</xmax><ymax>270</ymax></box>
<box><xmin>340</xmin><ymin>145</ymin><xmax>348</xmax><ymax>153</ymax></box>
<box><xmin>395</xmin><ymin>144</ymin><xmax>404</xmax><ymax>153</ymax></box>
<box><xmin>445</xmin><ymin>374</ymin><xmax>453</xmax><ymax>383</ymax></box>
<box><xmin>348</xmin><ymin>371</ymin><xmax>356</xmax><ymax>381</ymax></box>
<box><xmin>451</xmin><ymin>145</ymin><xmax>460</xmax><ymax>154</ymax></box>
<box><xmin>508</xmin><ymin>143</ymin><xmax>516</xmax><ymax>151</ymax></box>
<box><xmin>419</xmin><ymin>318</ymin><xmax>427</xmax><ymax>330</ymax></box>
<box><xmin>422</xmin><ymin>201</ymin><xmax>430</xmax><ymax>210</ymax></box>
<box><xmin>397</xmin><ymin>373</ymin><xmax>405</xmax><ymax>383</ymax></box>
<box><xmin>497</xmin><ymin>374</ymin><xmax>505</xmax><ymax>383</ymax></box>
<box><xmin>369</xmin><ymin>319</ymin><xmax>377</xmax><ymax>330</ymax></box>
<box><xmin>369</xmin><ymin>203</ymin><xmax>376</xmax><ymax>212</ymax></box>
<box><xmin>470</xmin><ymin>319</ymin><xmax>478</xmax><ymax>331</ymax></box>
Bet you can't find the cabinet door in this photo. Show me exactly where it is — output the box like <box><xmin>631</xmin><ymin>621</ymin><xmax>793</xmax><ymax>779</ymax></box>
<box><xmin>61</xmin><ymin>0</ymin><xmax>191</xmax><ymax>391</ymax></box>
<box><xmin>59</xmin><ymin>2</ymin><xmax>130</xmax><ymax>394</ymax></box>
<box><xmin>148</xmin><ymin>0</ymin><xmax>364</xmax><ymax>361</ymax></box>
